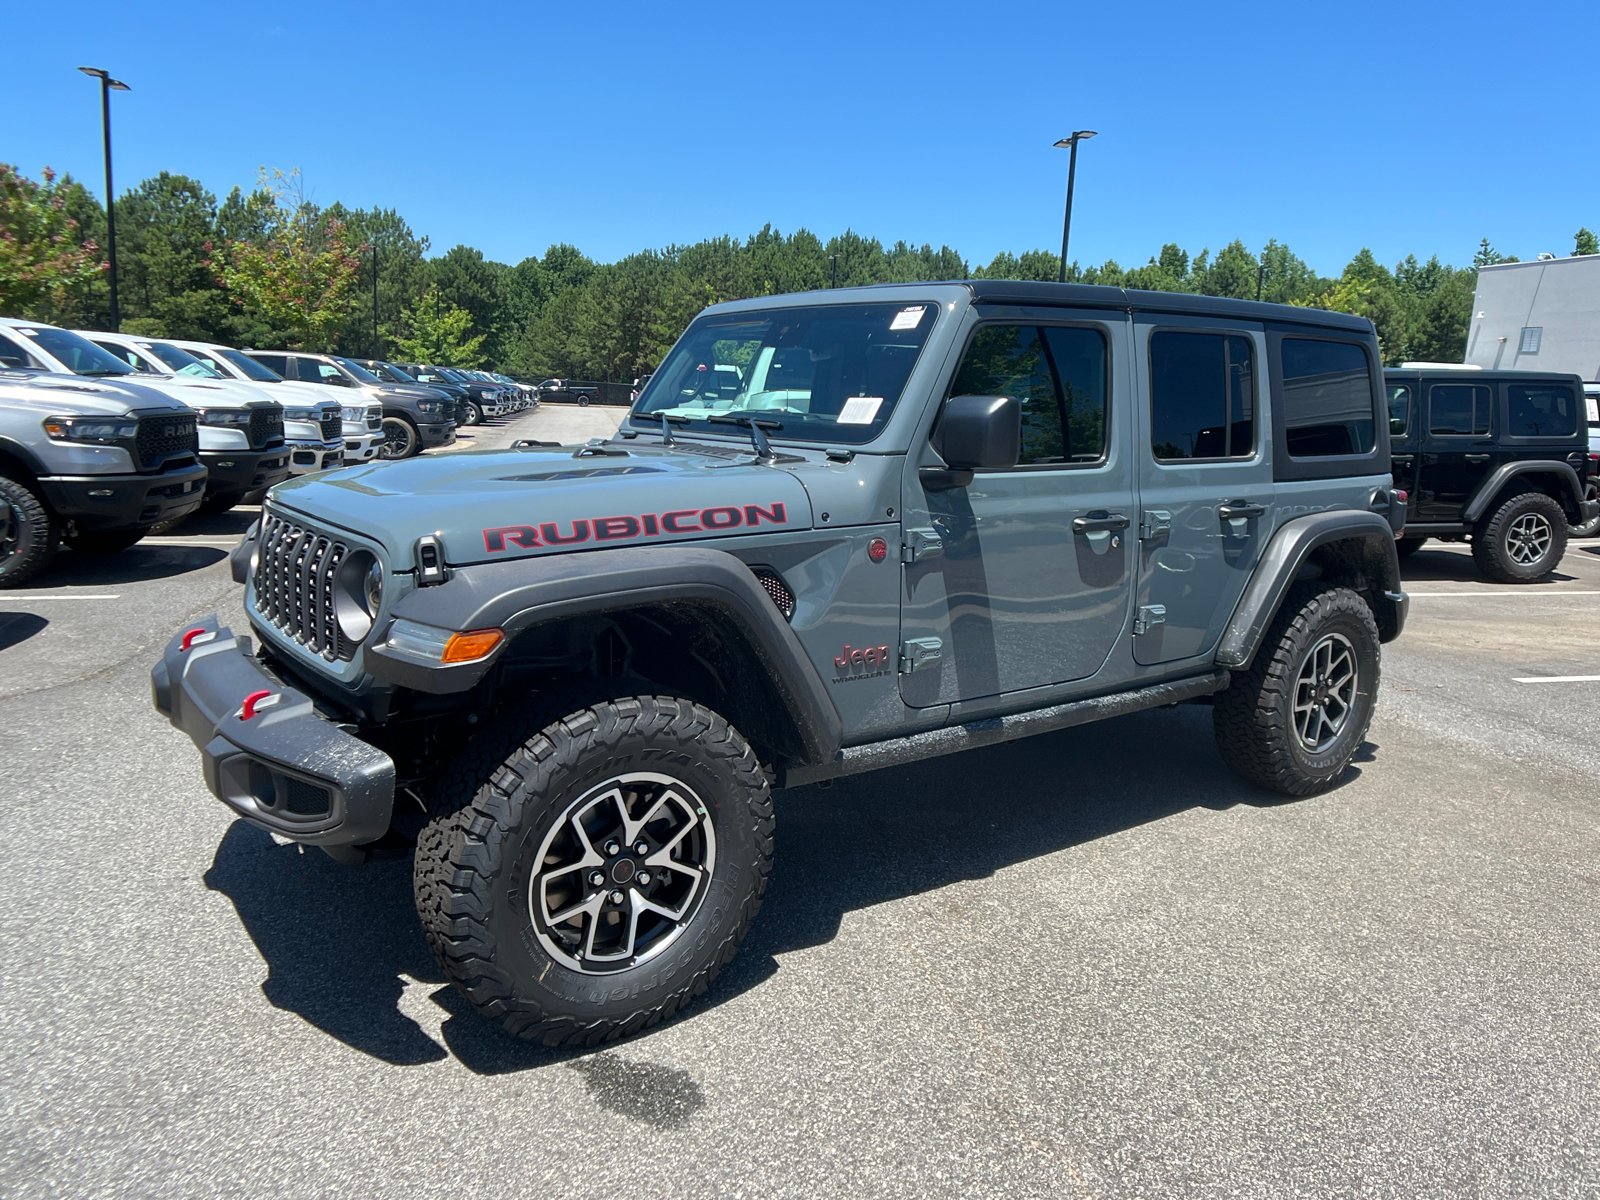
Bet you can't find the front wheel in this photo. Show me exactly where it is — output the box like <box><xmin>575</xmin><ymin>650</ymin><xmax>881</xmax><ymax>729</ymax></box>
<box><xmin>1213</xmin><ymin>584</ymin><xmax>1380</xmax><ymax>797</ymax></box>
<box><xmin>379</xmin><ymin>416</ymin><xmax>421</xmax><ymax>459</ymax></box>
<box><xmin>1472</xmin><ymin>491</ymin><xmax>1567</xmax><ymax>582</ymax></box>
<box><xmin>414</xmin><ymin>695</ymin><xmax>774</xmax><ymax>1045</ymax></box>
<box><xmin>0</xmin><ymin>475</ymin><xmax>60</xmax><ymax>588</ymax></box>
<box><xmin>460</xmin><ymin>401</ymin><xmax>482</xmax><ymax>427</ymax></box>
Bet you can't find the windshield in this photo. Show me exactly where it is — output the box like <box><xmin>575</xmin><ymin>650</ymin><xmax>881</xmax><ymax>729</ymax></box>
<box><xmin>215</xmin><ymin>348</ymin><xmax>283</xmax><ymax>381</ymax></box>
<box><xmin>332</xmin><ymin>356</ymin><xmax>383</xmax><ymax>385</ymax></box>
<box><xmin>16</xmin><ymin>326</ymin><xmax>133</xmax><ymax>376</ymax></box>
<box><xmin>377</xmin><ymin>362</ymin><xmax>417</xmax><ymax>383</ymax></box>
<box><xmin>145</xmin><ymin>342</ymin><xmax>223</xmax><ymax>378</ymax></box>
<box><xmin>634</xmin><ymin>302</ymin><xmax>937</xmax><ymax>444</ymax></box>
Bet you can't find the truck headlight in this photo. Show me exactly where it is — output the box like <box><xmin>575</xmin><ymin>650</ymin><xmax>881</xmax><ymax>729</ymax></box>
<box><xmin>333</xmin><ymin>551</ymin><xmax>382</xmax><ymax>642</ymax></box>
<box><xmin>42</xmin><ymin>415</ymin><xmax>138</xmax><ymax>442</ymax></box>
<box><xmin>340</xmin><ymin>405</ymin><xmax>366</xmax><ymax>422</ymax></box>
<box><xmin>198</xmin><ymin>409</ymin><xmax>252</xmax><ymax>427</ymax></box>
<box><xmin>418</xmin><ymin>400</ymin><xmax>446</xmax><ymax>416</ymax></box>
<box><xmin>283</xmin><ymin>406</ymin><xmax>319</xmax><ymax>421</ymax></box>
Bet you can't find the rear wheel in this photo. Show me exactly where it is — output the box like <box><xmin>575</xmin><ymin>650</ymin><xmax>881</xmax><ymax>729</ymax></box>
<box><xmin>1213</xmin><ymin>584</ymin><xmax>1380</xmax><ymax>796</ymax></box>
<box><xmin>0</xmin><ymin>475</ymin><xmax>59</xmax><ymax>588</ymax></box>
<box><xmin>64</xmin><ymin>527</ymin><xmax>149</xmax><ymax>554</ymax></box>
<box><xmin>577</xmin><ymin>396</ymin><xmax>590</xmax><ymax>407</ymax></box>
<box><xmin>380</xmin><ymin>416</ymin><xmax>420</xmax><ymax>459</ymax></box>
<box><xmin>1472</xmin><ymin>491</ymin><xmax>1567</xmax><ymax>582</ymax></box>
<box><xmin>414</xmin><ymin>695</ymin><xmax>774</xmax><ymax>1045</ymax></box>
<box><xmin>1395</xmin><ymin>536</ymin><xmax>1426</xmax><ymax>558</ymax></box>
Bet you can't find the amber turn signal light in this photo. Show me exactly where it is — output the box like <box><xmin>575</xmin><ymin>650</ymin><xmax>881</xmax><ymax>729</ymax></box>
<box><xmin>441</xmin><ymin>628</ymin><xmax>504</xmax><ymax>664</ymax></box>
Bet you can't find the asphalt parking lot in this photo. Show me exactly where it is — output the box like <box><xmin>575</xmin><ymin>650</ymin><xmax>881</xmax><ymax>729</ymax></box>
<box><xmin>3</xmin><ymin>408</ymin><xmax>1599</xmax><ymax>1198</ymax></box>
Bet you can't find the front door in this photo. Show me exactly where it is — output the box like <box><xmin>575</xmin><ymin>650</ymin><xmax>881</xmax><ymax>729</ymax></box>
<box><xmin>1418</xmin><ymin>381</ymin><xmax>1495</xmax><ymax>522</ymax></box>
<box><xmin>899</xmin><ymin>315</ymin><xmax>1135</xmax><ymax>707</ymax></box>
<box><xmin>1132</xmin><ymin>317</ymin><xmax>1275</xmax><ymax>666</ymax></box>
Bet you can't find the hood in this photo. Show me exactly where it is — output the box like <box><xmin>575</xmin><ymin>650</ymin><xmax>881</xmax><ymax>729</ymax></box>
<box><xmin>267</xmin><ymin>442</ymin><xmax>815</xmax><ymax>570</ymax></box>
<box><xmin>121</xmin><ymin>373</ymin><xmax>279</xmax><ymax>410</ymax></box>
<box><xmin>374</xmin><ymin>383</ymin><xmax>449</xmax><ymax>403</ymax></box>
<box><xmin>0</xmin><ymin>371</ymin><xmax>193</xmax><ymax>416</ymax></box>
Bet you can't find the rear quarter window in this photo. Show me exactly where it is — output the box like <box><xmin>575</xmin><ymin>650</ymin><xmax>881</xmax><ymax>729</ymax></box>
<box><xmin>1507</xmin><ymin>384</ymin><xmax>1577</xmax><ymax>438</ymax></box>
<box><xmin>1281</xmin><ymin>339</ymin><xmax>1376</xmax><ymax>457</ymax></box>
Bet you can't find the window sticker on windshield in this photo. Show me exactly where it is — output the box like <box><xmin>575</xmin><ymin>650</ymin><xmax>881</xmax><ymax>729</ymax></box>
<box><xmin>889</xmin><ymin>306</ymin><xmax>926</xmax><ymax>332</ymax></box>
<box><xmin>1587</xmin><ymin>395</ymin><xmax>1599</xmax><ymax>424</ymax></box>
<box><xmin>837</xmin><ymin>396</ymin><xmax>883</xmax><ymax>424</ymax></box>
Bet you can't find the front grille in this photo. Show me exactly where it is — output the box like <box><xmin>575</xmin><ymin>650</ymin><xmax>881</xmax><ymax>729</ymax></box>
<box><xmin>366</xmin><ymin>407</ymin><xmax>381</xmax><ymax>431</ymax></box>
<box><xmin>751</xmin><ymin>567</ymin><xmax>795</xmax><ymax>620</ymax></box>
<box><xmin>320</xmin><ymin>410</ymin><xmax>342</xmax><ymax>441</ymax></box>
<box><xmin>249</xmin><ymin>407</ymin><xmax>285</xmax><ymax>448</ymax></box>
<box><xmin>254</xmin><ymin>511</ymin><xmax>359</xmax><ymax>662</ymax></box>
<box><xmin>134</xmin><ymin>414</ymin><xmax>198</xmax><ymax>471</ymax></box>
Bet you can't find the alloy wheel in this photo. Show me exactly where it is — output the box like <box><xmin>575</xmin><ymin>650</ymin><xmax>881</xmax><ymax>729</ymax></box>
<box><xmin>529</xmin><ymin>771</ymin><xmax>716</xmax><ymax>974</ymax></box>
<box><xmin>1293</xmin><ymin>632</ymin><xmax>1358</xmax><ymax>753</ymax></box>
<box><xmin>380</xmin><ymin>417</ymin><xmax>417</xmax><ymax>459</ymax></box>
<box><xmin>1506</xmin><ymin>512</ymin><xmax>1553</xmax><ymax>565</ymax></box>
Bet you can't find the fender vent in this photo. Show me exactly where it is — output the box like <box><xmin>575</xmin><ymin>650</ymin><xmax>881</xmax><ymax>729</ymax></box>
<box><xmin>751</xmin><ymin>567</ymin><xmax>795</xmax><ymax>620</ymax></box>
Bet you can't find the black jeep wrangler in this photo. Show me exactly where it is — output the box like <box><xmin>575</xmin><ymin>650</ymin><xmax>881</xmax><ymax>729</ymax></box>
<box><xmin>1386</xmin><ymin>367</ymin><xmax>1598</xmax><ymax>580</ymax></box>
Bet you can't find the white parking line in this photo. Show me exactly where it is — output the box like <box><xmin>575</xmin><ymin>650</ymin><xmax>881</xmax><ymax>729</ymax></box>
<box><xmin>1408</xmin><ymin>590</ymin><xmax>1600</xmax><ymax>597</ymax></box>
<box><xmin>1514</xmin><ymin>675</ymin><xmax>1600</xmax><ymax>684</ymax></box>
<box><xmin>140</xmin><ymin>538</ymin><xmax>242</xmax><ymax>546</ymax></box>
<box><xmin>1</xmin><ymin>594</ymin><xmax>122</xmax><ymax>600</ymax></box>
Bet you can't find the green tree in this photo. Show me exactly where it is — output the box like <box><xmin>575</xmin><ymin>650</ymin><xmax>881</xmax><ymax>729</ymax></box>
<box><xmin>392</xmin><ymin>283</ymin><xmax>486</xmax><ymax>366</ymax></box>
<box><xmin>215</xmin><ymin>169</ymin><xmax>365</xmax><ymax>351</ymax></box>
<box><xmin>1575</xmin><ymin>228</ymin><xmax>1598</xmax><ymax>256</ymax></box>
<box><xmin>1474</xmin><ymin>238</ymin><xmax>1518</xmax><ymax>267</ymax></box>
<box><xmin>113</xmin><ymin>172</ymin><xmax>229</xmax><ymax>340</ymax></box>
<box><xmin>0</xmin><ymin>164</ymin><xmax>106</xmax><ymax>321</ymax></box>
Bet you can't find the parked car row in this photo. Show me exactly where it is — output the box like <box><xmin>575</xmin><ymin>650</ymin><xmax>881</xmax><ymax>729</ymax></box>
<box><xmin>0</xmin><ymin>317</ymin><xmax>533</xmax><ymax>586</ymax></box>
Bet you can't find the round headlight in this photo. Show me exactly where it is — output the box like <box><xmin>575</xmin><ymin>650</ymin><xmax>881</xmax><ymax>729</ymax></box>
<box><xmin>333</xmin><ymin>550</ymin><xmax>382</xmax><ymax>643</ymax></box>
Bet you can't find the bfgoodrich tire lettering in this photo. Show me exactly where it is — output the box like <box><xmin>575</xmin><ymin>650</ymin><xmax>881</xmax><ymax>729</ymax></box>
<box><xmin>1473</xmin><ymin>491</ymin><xmax>1567</xmax><ymax>582</ymax></box>
<box><xmin>414</xmin><ymin>695</ymin><xmax>774</xmax><ymax>1045</ymax></box>
<box><xmin>1213</xmin><ymin>584</ymin><xmax>1380</xmax><ymax>797</ymax></box>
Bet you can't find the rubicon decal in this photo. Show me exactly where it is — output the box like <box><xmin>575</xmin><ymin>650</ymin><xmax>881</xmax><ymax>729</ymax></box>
<box><xmin>485</xmin><ymin>502</ymin><xmax>788</xmax><ymax>552</ymax></box>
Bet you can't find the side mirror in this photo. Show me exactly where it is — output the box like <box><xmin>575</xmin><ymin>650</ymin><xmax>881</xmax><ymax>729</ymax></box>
<box><xmin>927</xmin><ymin>395</ymin><xmax>1019</xmax><ymax>488</ymax></box>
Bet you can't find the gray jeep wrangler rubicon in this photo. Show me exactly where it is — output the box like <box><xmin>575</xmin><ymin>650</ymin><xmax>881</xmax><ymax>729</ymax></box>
<box><xmin>152</xmin><ymin>282</ymin><xmax>1409</xmax><ymax>1044</ymax></box>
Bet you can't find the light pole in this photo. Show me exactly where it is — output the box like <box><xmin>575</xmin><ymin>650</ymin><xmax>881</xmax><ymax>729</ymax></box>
<box><xmin>829</xmin><ymin>253</ymin><xmax>838</xmax><ymax>289</ymax></box>
<box><xmin>78</xmin><ymin>67</ymin><xmax>131</xmax><ymax>331</ymax></box>
<box><xmin>371</xmin><ymin>242</ymin><xmax>379</xmax><ymax>359</ymax></box>
<box><xmin>1052</xmin><ymin>130</ymin><xmax>1096</xmax><ymax>285</ymax></box>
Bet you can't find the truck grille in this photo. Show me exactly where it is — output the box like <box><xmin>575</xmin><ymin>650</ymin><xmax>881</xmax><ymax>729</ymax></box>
<box><xmin>254</xmin><ymin>512</ymin><xmax>359</xmax><ymax>662</ymax></box>
<box><xmin>320</xmin><ymin>410</ymin><xmax>343</xmax><ymax>441</ymax></box>
<box><xmin>134</xmin><ymin>414</ymin><xmax>198</xmax><ymax>471</ymax></box>
<box><xmin>250</xmin><ymin>407</ymin><xmax>285</xmax><ymax>448</ymax></box>
<box><xmin>366</xmin><ymin>406</ymin><xmax>381</xmax><ymax>431</ymax></box>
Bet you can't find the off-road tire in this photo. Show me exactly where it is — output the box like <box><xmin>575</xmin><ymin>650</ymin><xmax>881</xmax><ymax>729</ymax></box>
<box><xmin>0</xmin><ymin>475</ymin><xmax>59</xmax><ymax>588</ymax></box>
<box><xmin>1570</xmin><ymin>483</ymin><xmax>1600</xmax><ymax>539</ymax></box>
<box><xmin>1213</xmin><ymin>584</ymin><xmax>1380</xmax><ymax>797</ymax></box>
<box><xmin>1472</xmin><ymin>490</ymin><xmax>1567</xmax><ymax>583</ymax></box>
<box><xmin>380</xmin><ymin>416</ymin><xmax>421</xmax><ymax>459</ymax></box>
<box><xmin>414</xmin><ymin>695</ymin><xmax>775</xmax><ymax>1046</ymax></box>
<box><xmin>64</xmin><ymin>527</ymin><xmax>149</xmax><ymax>554</ymax></box>
<box><xmin>1395</xmin><ymin>536</ymin><xmax>1426</xmax><ymax>558</ymax></box>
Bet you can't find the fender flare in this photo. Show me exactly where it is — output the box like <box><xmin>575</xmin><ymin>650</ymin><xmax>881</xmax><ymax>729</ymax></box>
<box><xmin>364</xmin><ymin>544</ymin><xmax>844</xmax><ymax>765</ymax></box>
<box><xmin>1216</xmin><ymin>510</ymin><xmax>1404</xmax><ymax>672</ymax></box>
<box><xmin>1463</xmin><ymin>460</ymin><xmax>1584</xmax><ymax>523</ymax></box>
<box><xmin>0</xmin><ymin>436</ymin><xmax>49</xmax><ymax>479</ymax></box>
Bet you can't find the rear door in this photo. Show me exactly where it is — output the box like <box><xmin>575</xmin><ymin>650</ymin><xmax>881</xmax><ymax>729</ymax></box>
<box><xmin>1419</xmin><ymin>381</ymin><xmax>1494</xmax><ymax>521</ymax></box>
<box><xmin>899</xmin><ymin>312</ymin><xmax>1135</xmax><ymax>706</ymax></box>
<box><xmin>1386</xmin><ymin>377</ymin><xmax>1421</xmax><ymax>520</ymax></box>
<box><xmin>1131</xmin><ymin>316</ymin><xmax>1274</xmax><ymax>666</ymax></box>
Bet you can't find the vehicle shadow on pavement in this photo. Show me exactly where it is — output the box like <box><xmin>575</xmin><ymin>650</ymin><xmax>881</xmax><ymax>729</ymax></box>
<box><xmin>1399</xmin><ymin>549</ymin><xmax>1576</xmax><ymax>584</ymax></box>
<box><xmin>43</xmin><ymin>545</ymin><xmax>228</xmax><ymax>585</ymax></box>
<box><xmin>0</xmin><ymin>612</ymin><xmax>48</xmax><ymax>651</ymax></box>
<box><xmin>203</xmin><ymin>703</ymin><xmax>1360</xmax><ymax>1073</ymax></box>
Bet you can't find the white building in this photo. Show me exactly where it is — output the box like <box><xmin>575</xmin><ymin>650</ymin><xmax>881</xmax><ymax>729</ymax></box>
<box><xmin>1466</xmin><ymin>255</ymin><xmax>1600</xmax><ymax>380</ymax></box>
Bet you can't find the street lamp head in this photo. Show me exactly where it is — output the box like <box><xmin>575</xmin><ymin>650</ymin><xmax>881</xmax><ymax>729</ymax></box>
<box><xmin>78</xmin><ymin>66</ymin><xmax>107</xmax><ymax>79</ymax></box>
<box><xmin>1053</xmin><ymin>131</ymin><xmax>1097</xmax><ymax>148</ymax></box>
<box><xmin>78</xmin><ymin>67</ymin><xmax>130</xmax><ymax>89</ymax></box>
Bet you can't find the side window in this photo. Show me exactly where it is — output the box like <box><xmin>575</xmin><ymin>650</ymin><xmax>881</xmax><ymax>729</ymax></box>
<box><xmin>1508</xmin><ymin>384</ymin><xmax>1577</xmax><ymax>437</ymax></box>
<box><xmin>1388</xmin><ymin>385</ymin><xmax>1412</xmax><ymax>438</ymax></box>
<box><xmin>950</xmin><ymin>325</ymin><xmax>1063</xmax><ymax>464</ymax></box>
<box><xmin>1280</xmin><ymin>339</ymin><xmax>1375</xmax><ymax>457</ymax></box>
<box><xmin>1429</xmin><ymin>384</ymin><xmax>1491</xmax><ymax>436</ymax></box>
<box><xmin>1149</xmin><ymin>331</ymin><xmax>1255</xmax><ymax>460</ymax></box>
<box><xmin>1040</xmin><ymin>326</ymin><xmax>1108</xmax><ymax>461</ymax></box>
<box><xmin>0</xmin><ymin>333</ymin><xmax>43</xmax><ymax>369</ymax></box>
<box><xmin>94</xmin><ymin>341</ymin><xmax>150</xmax><ymax>372</ymax></box>
<box><xmin>251</xmin><ymin>354</ymin><xmax>288</xmax><ymax>375</ymax></box>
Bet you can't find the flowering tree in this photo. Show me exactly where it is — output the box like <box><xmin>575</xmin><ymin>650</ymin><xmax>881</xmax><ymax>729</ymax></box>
<box><xmin>0</xmin><ymin>164</ymin><xmax>105</xmax><ymax>318</ymax></box>
<box><xmin>213</xmin><ymin>169</ymin><xmax>363</xmax><ymax>350</ymax></box>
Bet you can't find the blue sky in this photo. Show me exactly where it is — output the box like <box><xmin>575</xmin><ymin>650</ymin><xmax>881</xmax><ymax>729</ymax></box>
<box><xmin>7</xmin><ymin>0</ymin><xmax>1596</xmax><ymax>276</ymax></box>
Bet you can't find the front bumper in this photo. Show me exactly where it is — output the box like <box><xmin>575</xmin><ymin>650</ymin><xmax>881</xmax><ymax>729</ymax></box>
<box><xmin>37</xmin><ymin>462</ymin><xmax>208</xmax><ymax>531</ymax></box>
<box><xmin>286</xmin><ymin>439</ymin><xmax>345</xmax><ymax>476</ymax></box>
<box><xmin>151</xmin><ymin>615</ymin><xmax>395</xmax><ymax>853</ymax></box>
<box><xmin>200</xmin><ymin>448</ymin><xmax>292</xmax><ymax>496</ymax></box>
<box><xmin>419</xmin><ymin>421</ymin><xmax>456</xmax><ymax>449</ymax></box>
<box><xmin>342</xmin><ymin>431</ymin><xmax>382</xmax><ymax>463</ymax></box>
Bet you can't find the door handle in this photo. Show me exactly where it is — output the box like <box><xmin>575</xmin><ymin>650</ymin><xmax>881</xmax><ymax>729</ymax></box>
<box><xmin>1464</xmin><ymin>453</ymin><xmax>1490</xmax><ymax>463</ymax></box>
<box><xmin>1392</xmin><ymin>455</ymin><xmax>1414</xmax><ymax>464</ymax></box>
<box><xmin>1217</xmin><ymin>502</ymin><xmax>1266</xmax><ymax>521</ymax></box>
<box><xmin>1422</xmin><ymin>453</ymin><xmax>1439</xmax><ymax>464</ymax></box>
<box><xmin>1071</xmin><ymin>512</ymin><xmax>1131</xmax><ymax>534</ymax></box>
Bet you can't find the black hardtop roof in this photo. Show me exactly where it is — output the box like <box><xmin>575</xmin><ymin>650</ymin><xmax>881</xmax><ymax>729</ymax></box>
<box><xmin>1383</xmin><ymin>366</ymin><xmax>1586</xmax><ymax>382</ymax></box>
<box><xmin>711</xmin><ymin>279</ymin><xmax>1372</xmax><ymax>334</ymax></box>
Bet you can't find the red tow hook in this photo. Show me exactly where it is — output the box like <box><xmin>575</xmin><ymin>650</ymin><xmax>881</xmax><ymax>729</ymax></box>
<box><xmin>180</xmin><ymin>627</ymin><xmax>212</xmax><ymax>651</ymax></box>
<box><xmin>240</xmin><ymin>690</ymin><xmax>274</xmax><ymax>720</ymax></box>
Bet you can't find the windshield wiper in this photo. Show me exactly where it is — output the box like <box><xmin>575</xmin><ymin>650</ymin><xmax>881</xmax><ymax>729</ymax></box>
<box><xmin>707</xmin><ymin>414</ymin><xmax>783</xmax><ymax>462</ymax></box>
<box><xmin>655</xmin><ymin>412</ymin><xmax>690</xmax><ymax>446</ymax></box>
<box><xmin>78</xmin><ymin>369</ymin><xmax>133</xmax><ymax>377</ymax></box>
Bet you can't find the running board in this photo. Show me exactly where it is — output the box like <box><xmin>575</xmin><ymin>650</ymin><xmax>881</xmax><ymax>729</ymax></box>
<box><xmin>779</xmin><ymin>669</ymin><xmax>1231</xmax><ymax>788</ymax></box>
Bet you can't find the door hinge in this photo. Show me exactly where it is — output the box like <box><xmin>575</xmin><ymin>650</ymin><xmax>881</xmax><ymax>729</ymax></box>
<box><xmin>902</xmin><ymin>527</ymin><xmax>944</xmax><ymax>563</ymax></box>
<box><xmin>1133</xmin><ymin>604</ymin><xmax>1167</xmax><ymax>635</ymax></box>
<box><xmin>1139</xmin><ymin>510</ymin><xmax>1171</xmax><ymax>540</ymax></box>
<box><xmin>899</xmin><ymin>637</ymin><xmax>943</xmax><ymax>673</ymax></box>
